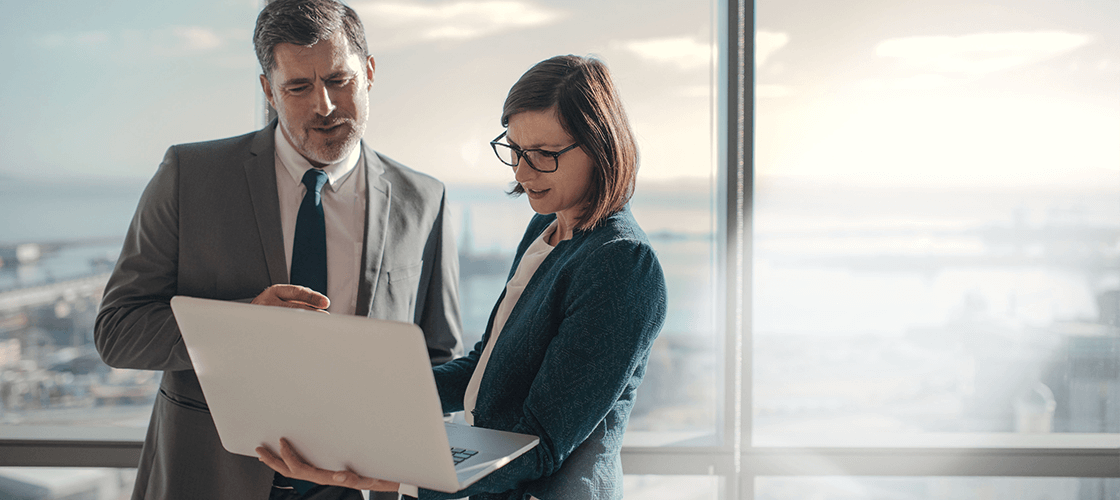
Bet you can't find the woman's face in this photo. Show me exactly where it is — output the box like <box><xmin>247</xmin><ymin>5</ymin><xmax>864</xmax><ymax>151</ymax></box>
<box><xmin>505</xmin><ymin>108</ymin><xmax>595</xmax><ymax>229</ymax></box>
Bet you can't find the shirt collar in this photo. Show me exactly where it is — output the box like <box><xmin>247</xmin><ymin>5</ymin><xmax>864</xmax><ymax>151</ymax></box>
<box><xmin>274</xmin><ymin>124</ymin><xmax>362</xmax><ymax>193</ymax></box>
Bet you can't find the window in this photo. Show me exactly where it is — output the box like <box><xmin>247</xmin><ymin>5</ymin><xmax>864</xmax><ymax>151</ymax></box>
<box><xmin>753</xmin><ymin>0</ymin><xmax>1120</xmax><ymax>444</ymax></box>
<box><xmin>355</xmin><ymin>0</ymin><xmax>722</xmax><ymax>444</ymax></box>
<box><xmin>1</xmin><ymin>0</ymin><xmax>1117</xmax><ymax>499</ymax></box>
<box><xmin>0</xmin><ymin>0</ymin><xmax>261</xmax><ymax>431</ymax></box>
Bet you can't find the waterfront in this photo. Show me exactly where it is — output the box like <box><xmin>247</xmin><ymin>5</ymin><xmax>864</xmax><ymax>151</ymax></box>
<box><xmin>1</xmin><ymin>176</ymin><xmax>1117</xmax><ymax>498</ymax></box>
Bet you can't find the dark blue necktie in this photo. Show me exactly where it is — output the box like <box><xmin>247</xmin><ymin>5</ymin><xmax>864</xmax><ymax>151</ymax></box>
<box><xmin>282</xmin><ymin>169</ymin><xmax>329</xmax><ymax>495</ymax></box>
<box><xmin>290</xmin><ymin>168</ymin><xmax>329</xmax><ymax>295</ymax></box>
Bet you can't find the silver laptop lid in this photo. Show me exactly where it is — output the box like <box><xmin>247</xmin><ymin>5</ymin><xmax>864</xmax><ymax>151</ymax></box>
<box><xmin>170</xmin><ymin>296</ymin><xmax>462</xmax><ymax>492</ymax></box>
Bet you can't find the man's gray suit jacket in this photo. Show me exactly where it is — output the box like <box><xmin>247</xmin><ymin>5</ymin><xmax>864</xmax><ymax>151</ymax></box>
<box><xmin>95</xmin><ymin>121</ymin><xmax>463</xmax><ymax>500</ymax></box>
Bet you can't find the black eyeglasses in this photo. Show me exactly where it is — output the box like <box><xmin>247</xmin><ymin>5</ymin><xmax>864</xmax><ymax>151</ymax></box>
<box><xmin>490</xmin><ymin>131</ymin><xmax>579</xmax><ymax>173</ymax></box>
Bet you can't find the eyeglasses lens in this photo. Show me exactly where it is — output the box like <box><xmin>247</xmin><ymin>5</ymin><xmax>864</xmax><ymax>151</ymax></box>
<box><xmin>494</xmin><ymin>144</ymin><xmax>518</xmax><ymax>167</ymax></box>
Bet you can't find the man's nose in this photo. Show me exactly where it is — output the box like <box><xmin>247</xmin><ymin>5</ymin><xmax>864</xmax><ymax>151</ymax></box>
<box><xmin>313</xmin><ymin>85</ymin><xmax>336</xmax><ymax>116</ymax></box>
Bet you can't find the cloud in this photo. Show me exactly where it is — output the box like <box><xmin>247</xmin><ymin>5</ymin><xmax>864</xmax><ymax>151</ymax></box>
<box><xmin>876</xmin><ymin>31</ymin><xmax>1091</xmax><ymax>74</ymax></box>
<box><xmin>757</xmin><ymin>84</ymin><xmax>792</xmax><ymax>98</ymax></box>
<box><xmin>38</xmin><ymin>30</ymin><xmax>110</xmax><ymax>49</ymax></box>
<box><xmin>614</xmin><ymin>36</ymin><xmax>712</xmax><ymax>70</ymax></box>
<box><xmin>617</xmin><ymin>30</ymin><xmax>788</xmax><ymax>72</ymax></box>
<box><xmin>353</xmin><ymin>1</ymin><xmax>566</xmax><ymax>49</ymax></box>
<box><xmin>37</xmin><ymin>26</ymin><xmax>228</xmax><ymax>55</ymax></box>
<box><xmin>171</xmin><ymin>26</ymin><xmax>223</xmax><ymax>52</ymax></box>
<box><xmin>755</xmin><ymin>31</ymin><xmax>791</xmax><ymax>98</ymax></box>
<box><xmin>679</xmin><ymin>84</ymin><xmax>712</xmax><ymax>98</ymax></box>
<box><xmin>858</xmin><ymin>73</ymin><xmax>954</xmax><ymax>91</ymax></box>
<box><xmin>756</xmin><ymin>30</ymin><xmax>789</xmax><ymax>68</ymax></box>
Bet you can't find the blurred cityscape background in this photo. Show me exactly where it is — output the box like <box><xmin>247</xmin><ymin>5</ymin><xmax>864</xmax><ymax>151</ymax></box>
<box><xmin>1</xmin><ymin>0</ymin><xmax>1117</xmax><ymax>498</ymax></box>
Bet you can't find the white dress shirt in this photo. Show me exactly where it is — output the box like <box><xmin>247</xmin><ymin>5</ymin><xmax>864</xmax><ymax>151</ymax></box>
<box><xmin>464</xmin><ymin>221</ymin><xmax>557</xmax><ymax>424</ymax></box>
<box><xmin>274</xmin><ymin>126</ymin><xmax>366</xmax><ymax>316</ymax></box>
<box><xmin>399</xmin><ymin>222</ymin><xmax>556</xmax><ymax>499</ymax></box>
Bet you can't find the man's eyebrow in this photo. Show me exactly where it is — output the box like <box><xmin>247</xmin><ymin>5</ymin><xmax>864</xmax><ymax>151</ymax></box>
<box><xmin>279</xmin><ymin>77</ymin><xmax>313</xmax><ymax>86</ymax></box>
<box><xmin>279</xmin><ymin>71</ymin><xmax>355</xmax><ymax>86</ymax></box>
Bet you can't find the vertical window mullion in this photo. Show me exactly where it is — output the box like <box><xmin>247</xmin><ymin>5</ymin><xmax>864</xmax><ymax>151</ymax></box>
<box><xmin>719</xmin><ymin>0</ymin><xmax>753</xmax><ymax>497</ymax></box>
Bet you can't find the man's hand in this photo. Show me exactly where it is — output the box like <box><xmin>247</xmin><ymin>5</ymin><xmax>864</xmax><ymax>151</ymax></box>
<box><xmin>251</xmin><ymin>284</ymin><xmax>330</xmax><ymax>312</ymax></box>
<box><xmin>256</xmin><ymin>438</ymin><xmax>401</xmax><ymax>492</ymax></box>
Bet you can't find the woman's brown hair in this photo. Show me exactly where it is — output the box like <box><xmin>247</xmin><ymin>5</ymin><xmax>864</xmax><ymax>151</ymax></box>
<box><xmin>502</xmin><ymin>55</ymin><xmax>639</xmax><ymax>231</ymax></box>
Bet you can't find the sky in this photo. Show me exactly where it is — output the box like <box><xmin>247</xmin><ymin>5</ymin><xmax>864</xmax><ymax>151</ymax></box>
<box><xmin>0</xmin><ymin>0</ymin><xmax>1117</xmax><ymax>189</ymax></box>
<box><xmin>755</xmin><ymin>0</ymin><xmax>1120</xmax><ymax>188</ymax></box>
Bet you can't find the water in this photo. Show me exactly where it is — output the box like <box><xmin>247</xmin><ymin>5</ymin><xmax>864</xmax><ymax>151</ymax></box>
<box><xmin>3</xmin><ymin>177</ymin><xmax>1117</xmax><ymax>438</ymax></box>
<box><xmin>4</xmin><ymin>177</ymin><xmax>1111</xmax><ymax>352</ymax></box>
<box><xmin>0</xmin><ymin>178</ymin><xmax>146</xmax><ymax>244</ymax></box>
<box><xmin>0</xmin><ymin>179</ymin><xmax>719</xmax><ymax>342</ymax></box>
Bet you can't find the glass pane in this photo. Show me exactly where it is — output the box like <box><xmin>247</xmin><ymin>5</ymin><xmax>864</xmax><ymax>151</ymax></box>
<box><xmin>757</xmin><ymin>477</ymin><xmax>1120</xmax><ymax>500</ymax></box>
<box><xmin>1</xmin><ymin>0</ymin><xmax>721</xmax><ymax>448</ymax></box>
<box><xmin>625</xmin><ymin>475</ymin><xmax>721</xmax><ymax>499</ymax></box>
<box><xmin>360</xmin><ymin>0</ymin><xmax>721</xmax><ymax>445</ymax></box>
<box><xmin>0</xmin><ymin>468</ymin><xmax>135</xmax><ymax>500</ymax></box>
<box><xmin>0</xmin><ymin>1</ymin><xmax>259</xmax><ymax>428</ymax></box>
<box><xmin>754</xmin><ymin>0</ymin><xmax>1120</xmax><ymax>441</ymax></box>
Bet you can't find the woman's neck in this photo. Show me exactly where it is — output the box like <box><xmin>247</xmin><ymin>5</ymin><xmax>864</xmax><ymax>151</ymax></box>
<box><xmin>549</xmin><ymin>216</ymin><xmax>575</xmax><ymax>246</ymax></box>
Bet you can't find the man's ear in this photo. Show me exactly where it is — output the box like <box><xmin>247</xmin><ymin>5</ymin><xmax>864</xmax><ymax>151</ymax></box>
<box><xmin>366</xmin><ymin>56</ymin><xmax>376</xmax><ymax>88</ymax></box>
<box><xmin>259</xmin><ymin>74</ymin><xmax>276</xmax><ymax>108</ymax></box>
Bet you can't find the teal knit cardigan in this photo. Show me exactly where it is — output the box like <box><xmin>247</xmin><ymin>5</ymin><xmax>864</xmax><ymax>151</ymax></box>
<box><xmin>424</xmin><ymin>207</ymin><xmax>667</xmax><ymax>500</ymax></box>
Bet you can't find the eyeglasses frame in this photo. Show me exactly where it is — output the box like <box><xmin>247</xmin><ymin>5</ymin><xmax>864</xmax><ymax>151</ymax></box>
<box><xmin>490</xmin><ymin>131</ymin><xmax>580</xmax><ymax>173</ymax></box>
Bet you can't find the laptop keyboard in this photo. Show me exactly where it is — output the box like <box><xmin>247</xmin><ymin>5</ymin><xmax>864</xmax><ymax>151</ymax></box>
<box><xmin>451</xmin><ymin>447</ymin><xmax>480</xmax><ymax>465</ymax></box>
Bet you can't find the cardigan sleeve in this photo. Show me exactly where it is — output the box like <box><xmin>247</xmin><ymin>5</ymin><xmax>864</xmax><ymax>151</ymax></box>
<box><xmin>431</xmin><ymin>338</ymin><xmax>483</xmax><ymax>413</ymax></box>
<box><xmin>418</xmin><ymin>236</ymin><xmax>667</xmax><ymax>499</ymax></box>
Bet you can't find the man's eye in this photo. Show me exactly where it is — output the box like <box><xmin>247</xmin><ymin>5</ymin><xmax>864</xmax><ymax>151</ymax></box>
<box><xmin>287</xmin><ymin>86</ymin><xmax>309</xmax><ymax>94</ymax></box>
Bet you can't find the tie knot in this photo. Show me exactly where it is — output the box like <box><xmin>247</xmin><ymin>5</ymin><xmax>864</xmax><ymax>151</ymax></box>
<box><xmin>301</xmin><ymin>168</ymin><xmax>329</xmax><ymax>194</ymax></box>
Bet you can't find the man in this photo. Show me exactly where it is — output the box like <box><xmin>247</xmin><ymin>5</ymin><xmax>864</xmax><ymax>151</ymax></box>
<box><xmin>94</xmin><ymin>1</ymin><xmax>462</xmax><ymax>499</ymax></box>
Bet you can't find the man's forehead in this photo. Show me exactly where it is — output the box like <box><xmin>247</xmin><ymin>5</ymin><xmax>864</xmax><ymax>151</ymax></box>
<box><xmin>271</xmin><ymin>34</ymin><xmax>364</xmax><ymax>79</ymax></box>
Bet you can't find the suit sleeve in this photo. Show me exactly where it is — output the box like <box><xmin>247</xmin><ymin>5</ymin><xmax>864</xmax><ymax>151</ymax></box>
<box><xmin>94</xmin><ymin>146</ymin><xmax>192</xmax><ymax>372</ymax></box>
<box><xmin>419</xmin><ymin>239</ymin><xmax>667</xmax><ymax>500</ymax></box>
<box><xmin>415</xmin><ymin>188</ymin><xmax>464</xmax><ymax>366</ymax></box>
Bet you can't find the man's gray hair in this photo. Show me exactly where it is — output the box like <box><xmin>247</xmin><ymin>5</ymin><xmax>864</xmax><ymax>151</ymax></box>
<box><xmin>253</xmin><ymin>0</ymin><xmax>369</xmax><ymax>79</ymax></box>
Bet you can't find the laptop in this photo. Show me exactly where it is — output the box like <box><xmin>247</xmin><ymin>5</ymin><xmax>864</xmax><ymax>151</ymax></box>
<box><xmin>168</xmin><ymin>295</ymin><xmax>538</xmax><ymax>494</ymax></box>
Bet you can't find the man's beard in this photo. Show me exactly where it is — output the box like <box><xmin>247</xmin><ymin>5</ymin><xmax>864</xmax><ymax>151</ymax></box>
<box><xmin>294</xmin><ymin>117</ymin><xmax>363</xmax><ymax>165</ymax></box>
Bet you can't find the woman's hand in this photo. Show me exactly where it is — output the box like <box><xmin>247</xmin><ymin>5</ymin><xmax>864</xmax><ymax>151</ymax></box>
<box><xmin>256</xmin><ymin>438</ymin><xmax>401</xmax><ymax>492</ymax></box>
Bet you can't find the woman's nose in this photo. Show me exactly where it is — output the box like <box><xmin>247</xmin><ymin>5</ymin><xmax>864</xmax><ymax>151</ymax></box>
<box><xmin>513</xmin><ymin>159</ymin><xmax>536</xmax><ymax>184</ymax></box>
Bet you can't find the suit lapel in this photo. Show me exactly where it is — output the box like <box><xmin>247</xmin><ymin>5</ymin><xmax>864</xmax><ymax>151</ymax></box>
<box><xmin>356</xmin><ymin>144</ymin><xmax>391</xmax><ymax>316</ymax></box>
<box><xmin>243</xmin><ymin>122</ymin><xmax>288</xmax><ymax>285</ymax></box>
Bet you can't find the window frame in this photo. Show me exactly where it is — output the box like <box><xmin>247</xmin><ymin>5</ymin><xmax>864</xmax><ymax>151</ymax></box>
<box><xmin>1</xmin><ymin>0</ymin><xmax>1118</xmax><ymax>498</ymax></box>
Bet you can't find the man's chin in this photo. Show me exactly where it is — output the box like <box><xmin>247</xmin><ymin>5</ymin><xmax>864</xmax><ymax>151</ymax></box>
<box><xmin>299</xmin><ymin>139</ymin><xmax>360</xmax><ymax>166</ymax></box>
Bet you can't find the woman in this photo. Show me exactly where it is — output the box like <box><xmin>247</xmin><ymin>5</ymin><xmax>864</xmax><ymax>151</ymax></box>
<box><xmin>259</xmin><ymin>55</ymin><xmax>667</xmax><ymax>500</ymax></box>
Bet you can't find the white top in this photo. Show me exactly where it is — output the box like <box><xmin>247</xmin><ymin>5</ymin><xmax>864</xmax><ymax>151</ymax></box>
<box><xmin>399</xmin><ymin>221</ymin><xmax>556</xmax><ymax>499</ymax></box>
<box><xmin>464</xmin><ymin>220</ymin><xmax>558</xmax><ymax>425</ymax></box>
<box><xmin>274</xmin><ymin>125</ymin><xmax>366</xmax><ymax>315</ymax></box>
